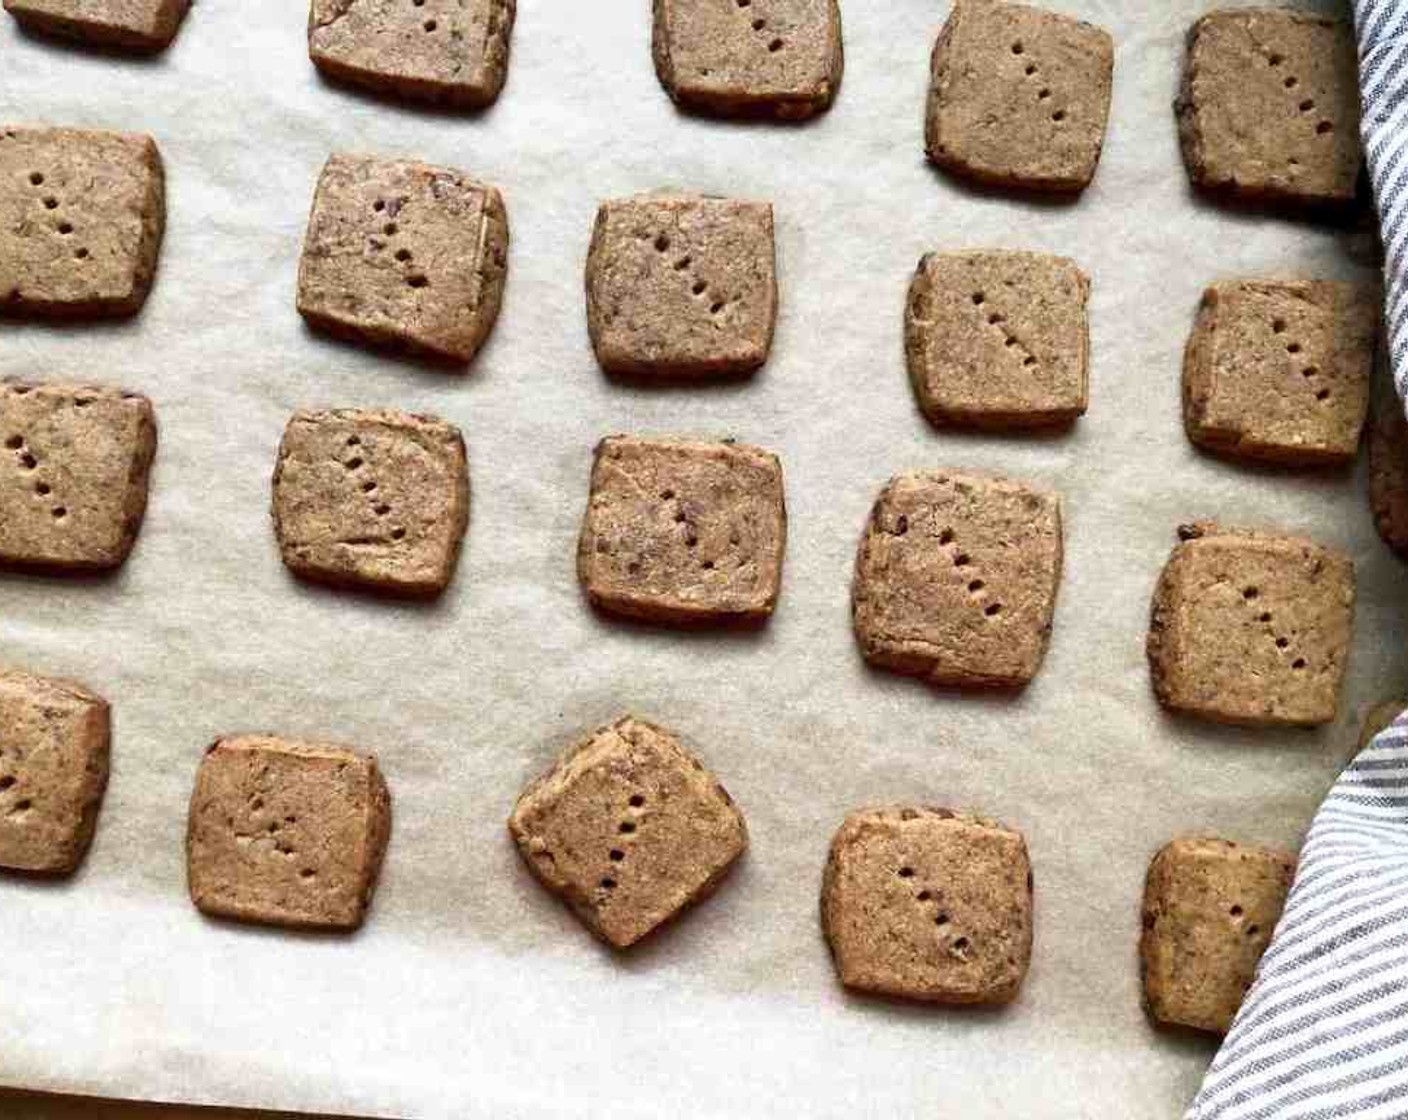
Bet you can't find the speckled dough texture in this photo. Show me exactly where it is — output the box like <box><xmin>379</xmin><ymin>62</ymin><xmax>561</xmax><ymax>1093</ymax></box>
<box><xmin>508</xmin><ymin>715</ymin><xmax>748</xmax><ymax>949</ymax></box>
<box><xmin>3</xmin><ymin>0</ymin><xmax>188</xmax><ymax>50</ymax></box>
<box><xmin>905</xmin><ymin>250</ymin><xmax>1089</xmax><ymax>428</ymax></box>
<box><xmin>578</xmin><ymin>435</ymin><xmax>787</xmax><ymax>625</ymax></box>
<box><xmin>1369</xmin><ymin>402</ymin><xmax>1408</xmax><ymax>559</ymax></box>
<box><xmin>822</xmin><ymin>806</ymin><xmax>1033</xmax><ymax>1005</ymax></box>
<box><xmin>652</xmin><ymin>0</ymin><xmax>843</xmax><ymax>120</ymax></box>
<box><xmin>297</xmin><ymin>152</ymin><xmax>509</xmax><ymax>363</ymax></box>
<box><xmin>852</xmin><ymin>471</ymin><xmax>1063</xmax><ymax>688</ymax></box>
<box><xmin>1141</xmin><ymin>837</ymin><xmax>1295</xmax><ymax>1034</ymax></box>
<box><xmin>585</xmin><ymin>194</ymin><xmax>777</xmax><ymax>380</ymax></box>
<box><xmin>0</xmin><ymin>380</ymin><xmax>157</xmax><ymax>572</ymax></box>
<box><xmin>1147</xmin><ymin>524</ymin><xmax>1355</xmax><ymax>727</ymax></box>
<box><xmin>1183</xmin><ymin>279</ymin><xmax>1378</xmax><ymax>465</ymax></box>
<box><xmin>925</xmin><ymin>0</ymin><xmax>1114</xmax><ymax>193</ymax></box>
<box><xmin>308</xmin><ymin>0</ymin><xmax>515</xmax><ymax>109</ymax></box>
<box><xmin>0</xmin><ymin>670</ymin><xmax>109</xmax><ymax>875</ymax></box>
<box><xmin>1176</xmin><ymin>10</ymin><xmax>1362</xmax><ymax>208</ymax></box>
<box><xmin>272</xmin><ymin>408</ymin><xmax>469</xmax><ymax>598</ymax></box>
<box><xmin>186</xmin><ymin>735</ymin><xmax>391</xmax><ymax>932</ymax></box>
<box><xmin>0</xmin><ymin>127</ymin><xmax>165</xmax><ymax>317</ymax></box>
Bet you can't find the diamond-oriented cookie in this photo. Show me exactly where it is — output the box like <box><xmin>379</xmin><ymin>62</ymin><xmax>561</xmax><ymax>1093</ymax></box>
<box><xmin>577</xmin><ymin>435</ymin><xmax>787</xmax><ymax>626</ymax></box>
<box><xmin>585</xmin><ymin>194</ymin><xmax>777</xmax><ymax>380</ymax></box>
<box><xmin>308</xmin><ymin>0</ymin><xmax>515</xmax><ymax>109</ymax></box>
<box><xmin>0</xmin><ymin>669</ymin><xmax>109</xmax><ymax>875</ymax></box>
<box><xmin>272</xmin><ymin>409</ymin><xmax>469</xmax><ymax>598</ymax></box>
<box><xmin>0</xmin><ymin>380</ymin><xmax>157</xmax><ymax>572</ymax></box>
<box><xmin>905</xmin><ymin>250</ymin><xmax>1089</xmax><ymax>429</ymax></box>
<box><xmin>822</xmin><ymin>806</ymin><xmax>1034</xmax><ymax>1005</ymax></box>
<box><xmin>1369</xmin><ymin>402</ymin><xmax>1408</xmax><ymax>559</ymax></box>
<box><xmin>1183</xmin><ymin>280</ymin><xmax>1378</xmax><ymax>465</ymax></box>
<box><xmin>508</xmin><ymin>716</ymin><xmax>747</xmax><ymax>949</ymax></box>
<box><xmin>4</xmin><ymin>0</ymin><xmax>189</xmax><ymax>51</ymax></box>
<box><xmin>186</xmin><ymin>735</ymin><xmax>392</xmax><ymax>931</ymax></box>
<box><xmin>925</xmin><ymin>1</ymin><xmax>1114</xmax><ymax>193</ymax></box>
<box><xmin>652</xmin><ymin>0</ymin><xmax>843</xmax><ymax>120</ymax></box>
<box><xmin>297</xmin><ymin>153</ymin><xmax>509</xmax><ymax>363</ymax></box>
<box><xmin>852</xmin><ymin>471</ymin><xmax>1063</xmax><ymax>688</ymax></box>
<box><xmin>1176</xmin><ymin>10</ymin><xmax>1362</xmax><ymax>208</ymax></box>
<box><xmin>1141</xmin><ymin>837</ymin><xmax>1294</xmax><ymax>1034</ymax></box>
<box><xmin>0</xmin><ymin>127</ymin><xmax>165</xmax><ymax>318</ymax></box>
<box><xmin>1147</xmin><ymin>524</ymin><xmax>1355</xmax><ymax>727</ymax></box>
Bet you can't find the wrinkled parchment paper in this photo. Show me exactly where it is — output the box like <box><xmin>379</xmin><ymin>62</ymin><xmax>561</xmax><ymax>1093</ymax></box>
<box><xmin>0</xmin><ymin>2</ymin><xmax>1402</xmax><ymax>1117</ymax></box>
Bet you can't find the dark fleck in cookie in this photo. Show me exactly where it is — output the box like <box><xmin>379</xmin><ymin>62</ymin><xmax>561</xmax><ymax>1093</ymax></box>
<box><xmin>508</xmin><ymin>715</ymin><xmax>747</xmax><ymax>949</ymax></box>
<box><xmin>1369</xmin><ymin>401</ymin><xmax>1408</xmax><ymax>559</ymax></box>
<box><xmin>905</xmin><ymin>250</ymin><xmax>1089</xmax><ymax>428</ymax></box>
<box><xmin>1147</xmin><ymin>523</ymin><xmax>1355</xmax><ymax>727</ymax></box>
<box><xmin>272</xmin><ymin>409</ymin><xmax>469</xmax><ymax>598</ymax></box>
<box><xmin>0</xmin><ymin>380</ymin><xmax>157</xmax><ymax>572</ymax></box>
<box><xmin>0</xmin><ymin>126</ymin><xmax>165</xmax><ymax>318</ymax></box>
<box><xmin>925</xmin><ymin>0</ymin><xmax>1114</xmax><ymax>193</ymax></box>
<box><xmin>0</xmin><ymin>669</ymin><xmax>109</xmax><ymax>875</ymax></box>
<box><xmin>4</xmin><ymin>0</ymin><xmax>189</xmax><ymax>51</ymax></box>
<box><xmin>652</xmin><ymin>0</ymin><xmax>843</xmax><ymax>120</ymax></box>
<box><xmin>186</xmin><ymin>735</ymin><xmax>392</xmax><ymax>931</ymax></box>
<box><xmin>297</xmin><ymin>152</ymin><xmax>509</xmax><ymax>363</ymax></box>
<box><xmin>308</xmin><ymin>0</ymin><xmax>515</xmax><ymax>109</ymax></box>
<box><xmin>578</xmin><ymin>435</ymin><xmax>786</xmax><ymax>626</ymax></box>
<box><xmin>585</xmin><ymin>193</ymin><xmax>777</xmax><ymax>380</ymax></box>
<box><xmin>822</xmin><ymin>806</ymin><xmax>1033</xmax><ymax>1005</ymax></box>
<box><xmin>1141</xmin><ymin>837</ymin><xmax>1294</xmax><ymax>1034</ymax></box>
<box><xmin>1176</xmin><ymin>10</ymin><xmax>1363</xmax><ymax>208</ymax></box>
<box><xmin>852</xmin><ymin>471</ymin><xmax>1063</xmax><ymax>688</ymax></box>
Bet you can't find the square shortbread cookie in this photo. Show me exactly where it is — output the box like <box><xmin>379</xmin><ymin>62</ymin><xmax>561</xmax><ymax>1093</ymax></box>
<box><xmin>272</xmin><ymin>409</ymin><xmax>469</xmax><ymax>598</ymax></box>
<box><xmin>1147</xmin><ymin>524</ymin><xmax>1355</xmax><ymax>727</ymax></box>
<box><xmin>0</xmin><ymin>380</ymin><xmax>157</xmax><ymax>572</ymax></box>
<box><xmin>508</xmin><ymin>715</ymin><xmax>748</xmax><ymax>949</ymax></box>
<box><xmin>1176</xmin><ymin>10</ymin><xmax>1362</xmax><ymax>208</ymax></box>
<box><xmin>1369</xmin><ymin>402</ymin><xmax>1408</xmax><ymax>559</ymax></box>
<box><xmin>577</xmin><ymin>435</ymin><xmax>787</xmax><ymax>626</ymax></box>
<box><xmin>0</xmin><ymin>127</ymin><xmax>165</xmax><ymax>318</ymax></box>
<box><xmin>0</xmin><ymin>669</ymin><xmax>109</xmax><ymax>875</ymax></box>
<box><xmin>297</xmin><ymin>153</ymin><xmax>509</xmax><ymax>364</ymax></box>
<box><xmin>186</xmin><ymin>735</ymin><xmax>392</xmax><ymax>931</ymax></box>
<box><xmin>308</xmin><ymin>0</ymin><xmax>515</xmax><ymax>109</ymax></box>
<box><xmin>852</xmin><ymin>471</ymin><xmax>1063</xmax><ymax>688</ymax></box>
<box><xmin>652</xmin><ymin>0</ymin><xmax>843</xmax><ymax>120</ymax></box>
<box><xmin>585</xmin><ymin>194</ymin><xmax>777</xmax><ymax>380</ymax></box>
<box><xmin>925</xmin><ymin>1</ymin><xmax>1114</xmax><ymax>193</ymax></box>
<box><xmin>1141</xmin><ymin>837</ymin><xmax>1295</xmax><ymax>1034</ymax></box>
<box><xmin>1183</xmin><ymin>280</ymin><xmax>1378</xmax><ymax>465</ymax></box>
<box><xmin>3</xmin><ymin>0</ymin><xmax>189</xmax><ymax>51</ymax></box>
<box><xmin>822</xmin><ymin>806</ymin><xmax>1034</xmax><ymax>1005</ymax></box>
<box><xmin>905</xmin><ymin>250</ymin><xmax>1090</xmax><ymax>428</ymax></box>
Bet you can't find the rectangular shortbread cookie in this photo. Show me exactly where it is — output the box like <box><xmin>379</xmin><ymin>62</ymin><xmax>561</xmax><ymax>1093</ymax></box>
<box><xmin>4</xmin><ymin>0</ymin><xmax>189</xmax><ymax>51</ymax></box>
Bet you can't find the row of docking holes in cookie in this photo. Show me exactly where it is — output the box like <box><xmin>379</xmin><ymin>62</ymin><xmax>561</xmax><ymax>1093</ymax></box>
<box><xmin>5</xmin><ymin>430</ymin><xmax>69</xmax><ymax>522</ymax></box>
<box><xmin>1271</xmin><ymin>316</ymin><xmax>1332</xmax><ymax>403</ymax></box>
<box><xmin>639</xmin><ymin>229</ymin><xmax>737</xmax><ymax>321</ymax></box>
<box><xmin>1239</xmin><ymin>585</ymin><xmax>1310</xmax><ymax>672</ymax></box>
<box><xmin>340</xmin><ymin>433</ymin><xmax>407</xmax><ymax>545</ymax></box>
<box><xmin>891</xmin><ymin>519</ymin><xmax>1005</xmax><ymax>620</ymax></box>
<box><xmin>18</xmin><ymin>169</ymin><xmax>91</xmax><ymax>270</ymax></box>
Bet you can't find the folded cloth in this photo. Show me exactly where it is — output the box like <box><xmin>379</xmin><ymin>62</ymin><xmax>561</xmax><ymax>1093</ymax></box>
<box><xmin>1361</xmin><ymin>0</ymin><xmax>1406</xmax><ymax>406</ymax></box>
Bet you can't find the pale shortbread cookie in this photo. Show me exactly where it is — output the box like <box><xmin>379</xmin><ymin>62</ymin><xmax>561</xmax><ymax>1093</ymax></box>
<box><xmin>4</xmin><ymin>0</ymin><xmax>189</xmax><ymax>51</ymax></box>
<box><xmin>1369</xmin><ymin>402</ymin><xmax>1408</xmax><ymax>559</ymax></box>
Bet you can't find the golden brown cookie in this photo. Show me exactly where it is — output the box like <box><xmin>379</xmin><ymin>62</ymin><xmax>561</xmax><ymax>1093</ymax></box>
<box><xmin>577</xmin><ymin>435</ymin><xmax>786</xmax><ymax>626</ymax></box>
<box><xmin>1183</xmin><ymin>280</ymin><xmax>1378</xmax><ymax>465</ymax></box>
<box><xmin>822</xmin><ymin>806</ymin><xmax>1033</xmax><ymax>1005</ymax></box>
<box><xmin>508</xmin><ymin>715</ymin><xmax>747</xmax><ymax>949</ymax></box>
<box><xmin>852</xmin><ymin>471</ymin><xmax>1063</xmax><ymax>688</ymax></box>
<box><xmin>4</xmin><ymin>0</ymin><xmax>189</xmax><ymax>51</ymax></box>
<box><xmin>905</xmin><ymin>250</ymin><xmax>1090</xmax><ymax>428</ymax></box>
<box><xmin>1147</xmin><ymin>523</ymin><xmax>1355</xmax><ymax>727</ymax></box>
<box><xmin>1176</xmin><ymin>10</ymin><xmax>1362</xmax><ymax>209</ymax></box>
<box><xmin>652</xmin><ymin>0</ymin><xmax>843</xmax><ymax>120</ymax></box>
<box><xmin>925</xmin><ymin>0</ymin><xmax>1114</xmax><ymax>193</ymax></box>
<box><xmin>1141</xmin><ymin>837</ymin><xmax>1295</xmax><ymax>1034</ymax></box>
<box><xmin>296</xmin><ymin>153</ymin><xmax>509</xmax><ymax>364</ymax></box>
<box><xmin>0</xmin><ymin>669</ymin><xmax>109</xmax><ymax>875</ymax></box>
<box><xmin>585</xmin><ymin>193</ymin><xmax>777</xmax><ymax>380</ymax></box>
<box><xmin>0</xmin><ymin>380</ymin><xmax>157</xmax><ymax>572</ymax></box>
<box><xmin>186</xmin><ymin>735</ymin><xmax>392</xmax><ymax>932</ymax></box>
<box><xmin>0</xmin><ymin>127</ymin><xmax>165</xmax><ymax>318</ymax></box>
<box><xmin>308</xmin><ymin>0</ymin><xmax>515</xmax><ymax>109</ymax></box>
<box><xmin>1369</xmin><ymin>401</ymin><xmax>1408</xmax><ymax>558</ymax></box>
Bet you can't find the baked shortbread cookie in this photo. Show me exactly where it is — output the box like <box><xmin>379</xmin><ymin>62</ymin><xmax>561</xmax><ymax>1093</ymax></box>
<box><xmin>1369</xmin><ymin>401</ymin><xmax>1408</xmax><ymax>559</ymax></box>
<box><xmin>4</xmin><ymin>0</ymin><xmax>189</xmax><ymax>51</ymax></box>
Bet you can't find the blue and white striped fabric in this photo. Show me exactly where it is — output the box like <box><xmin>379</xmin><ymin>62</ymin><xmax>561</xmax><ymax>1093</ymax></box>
<box><xmin>1187</xmin><ymin>5</ymin><xmax>1408</xmax><ymax>1116</ymax></box>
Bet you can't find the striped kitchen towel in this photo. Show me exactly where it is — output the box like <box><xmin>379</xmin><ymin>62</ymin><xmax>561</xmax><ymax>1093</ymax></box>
<box><xmin>1187</xmin><ymin>3</ymin><xmax>1408</xmax><ymax>1117</ymax></box>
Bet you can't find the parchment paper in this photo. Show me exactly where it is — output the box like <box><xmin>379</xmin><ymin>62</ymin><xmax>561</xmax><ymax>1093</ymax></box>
<box><xmin>0</xmin><ymin>2</ymin><xmax>1403</xmax><ymax>1117</ymax></box>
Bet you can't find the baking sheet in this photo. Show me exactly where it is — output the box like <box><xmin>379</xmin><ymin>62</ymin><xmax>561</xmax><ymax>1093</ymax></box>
<box><xmin>0</xmin><ymin>2</ymin><xmax>1402</xmax><ymax>1117</ymax></box>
